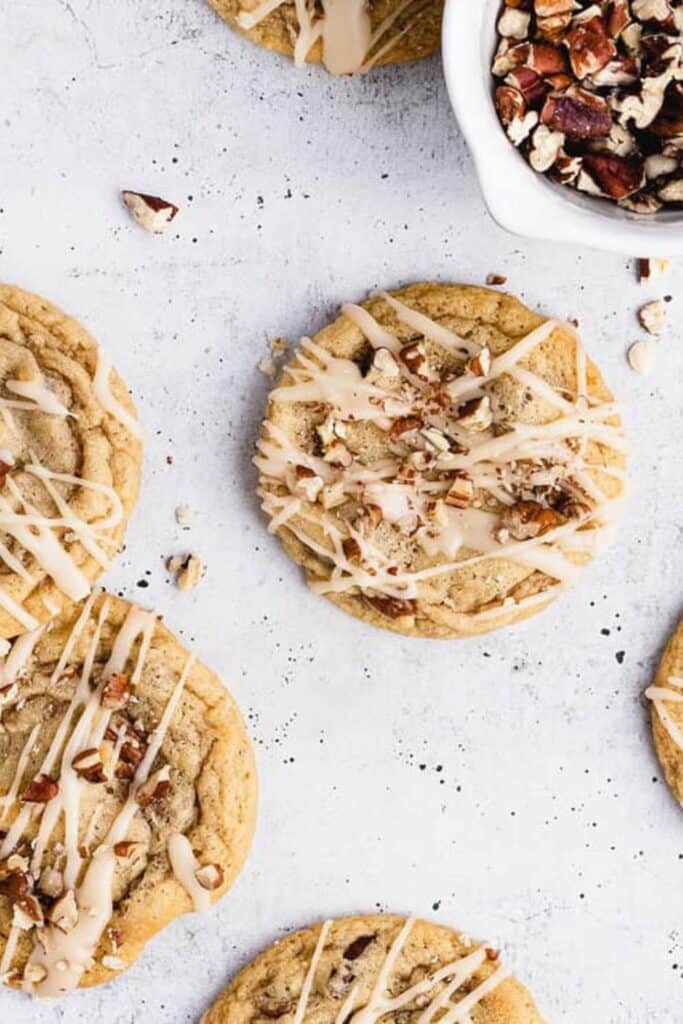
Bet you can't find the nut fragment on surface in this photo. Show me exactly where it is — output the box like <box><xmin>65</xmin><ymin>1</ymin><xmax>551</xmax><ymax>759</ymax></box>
<box><xmin>167</xmin><ymin>552</ymin><xmax>205</xmax><ymax>591</ymax></box>
<box><xmin>638</xmin><ymin>257</ymin><xmax>670</xmax><ymax>282</ymax></box>
<box><xmin>638</xmin><ymin>299</ymin><xmax>666</xmax><ymax>335</ymax></box>
<box><xmin>491</xmin><ymin>1</ymin><xmax>683</xmax><ymax>211</ymax></box>
<box><xmin>121</xmin><ymin>190</ymin><xmax>179</xmax><ymax>233</ymax></box>
<box><xmin>175</xmin><ymin>504</ymin><xmax>196</xmax><ymax>528</ymax></box>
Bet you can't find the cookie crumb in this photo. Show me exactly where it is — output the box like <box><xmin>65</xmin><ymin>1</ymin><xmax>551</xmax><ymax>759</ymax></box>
<box><xmin>270</xmin><ymin>337</ymin><xmax>288</xmax><ymax>357</ymax></box>
<box><xmin>486</xmin><ymin>273</ymin><xmax>507</xmax><ymax>286</ymax></box>
<box><xmin>627</xmin><ymin>339</ymin><xmax>655</xmax><ymax>374</ymax></box>
<box><xmin>638</xmin><ymin>257</ymin><xmax>670</xmax><ymax>283</ymax></box>
<box><xmin>167</xmin><ymin>553</ymin><xmax>205</xmax><ymax>591</ymax></box>
<box><xmin>175</xmin><ymin>505</ymin><xmax>195</xmax><ymax>529</ymax></box>
<box><xmin>258</xmin><ymin>356</ymin><xmax>277</xmax><ymax>378</ymax></box>
<box><xmin>638</xmin><ymin>300</ymin><xmax>665</xmax><ymax>336</ymax></box>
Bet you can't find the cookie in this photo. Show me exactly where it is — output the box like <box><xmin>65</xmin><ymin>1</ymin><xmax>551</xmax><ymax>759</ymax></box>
<box><xmin>205</xmin><ymin>0</ymin><xmax>443</xmax><ymax>74</ymax></box>
<box><xmin>0</xmin><ymin>285</ymin><xmax>143</xmax><ymax>639</ymax></box>
<box><xmin>0</xmin><ymin>592</ymin><xmax>257</xmax><ymax>996</ymax></box>
<box><xmin>645</xmin><ymin>618</ymin><xmax>683</xmax><ymax>807</ymax></box>
<box><xmin>203</xmin><ymin>914</ymin><xmax>545</xmax><ymax>1024</ymax></box>
<box><xmin>256</xmin><ymin>283</ymin><xmax>627</xmax><ymax>639</ymax></box>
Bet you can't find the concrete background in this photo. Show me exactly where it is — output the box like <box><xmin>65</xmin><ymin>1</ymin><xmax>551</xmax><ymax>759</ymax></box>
<box><xmin>1</xmin><ymin>1</ymin><xmax>682</xmax><ymax>1021</ymax></box>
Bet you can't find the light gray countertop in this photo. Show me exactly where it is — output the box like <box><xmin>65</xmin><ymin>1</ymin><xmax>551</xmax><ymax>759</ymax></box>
<box><xmin>1</xmin><ymin>1</ymin><xmax>682</xmax><ymax>1021</ymax></box>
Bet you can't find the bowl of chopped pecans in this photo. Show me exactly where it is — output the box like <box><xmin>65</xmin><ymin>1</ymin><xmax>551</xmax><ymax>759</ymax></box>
<box><xmin>442</xmin><ymin>0</ymin><xmax>683</xmax><ymax>255</ymax></box>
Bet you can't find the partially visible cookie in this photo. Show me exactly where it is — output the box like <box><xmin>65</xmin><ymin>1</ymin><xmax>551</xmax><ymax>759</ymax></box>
<box><xmin>646</xmin><ymin>618</ymin><xmax>683</xmax><ymax>807</ymax></box>
<box><xmin>0</xmin><ymin>285</ymin><xmax>143</xmax><ymax>639</ymax></box>
<box><xmin>203</xmin><ymin>914</ymin><xmax>545</xmax><ymax>1024</ymax></box>
<box><xmin>205</xmin><ymin>0</ymin><xmax>443</xmax><ymax>74</ymax></box>
<box><xmin>256</xmin><ymin>283</ymin><xmax>627</xmax><ymax>639</ymax></box>
<box><xmin>0</xmin><ymin>592</ymin><xmax>257</xmax><ymax>996</ymax></box>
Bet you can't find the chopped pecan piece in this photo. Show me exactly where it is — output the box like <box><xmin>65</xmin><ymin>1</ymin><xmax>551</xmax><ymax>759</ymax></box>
<box><xmin>22</xmin><ymin>774</ymin><xmax>59</xmax><ymax>804</ymax></box>
<box><xmin>389</xmin><ymin>415</ymin><xmax>423</xmax><ymax>440</ymax></box>
<box><xmin>582</xmin><ymin>153</ymin><xmax>645</xmax><ymax>198</ymax></box>
<box><xmin>101</xmin><ymin>672</ymin><xmax>131</xmax><ymax>710</ymax></box>
<box><xmin>542</xmin><ymin>88</ymin><xmax>612</xmax><ymax>138</ymax></box>
<box><xmin>136</xmin><ymin>766</ymin><xmax>172</xmax><ymax>808</ymax></box>
<box><xmin>342</xmin><ymin>537</ymin><xmax>362</xmax><ymax>562</ymax></box>
<box><xmin>343</xmin><ymin>934</ymin><xmax>376</xmax><ymax>960</ymax></box>
<box><xmin>456</xmin><ymin>396</ymin><xmax>493</xmax><ymax>432</ymax></box>
<box><xmin>444</xmin><ymin>474</ymin><xmax>475</xmax><ymax>509</ymax></box>
<box><xmin>0</xmin><ymin>870</ymin><xmax>31</xmax><ymax>900</ymax></box>
<box><xmin>195</xmin><ymin>863</ymin><xmax>224</xmax><ymax>890</ymax></box>
<box><xmin>364</xmin><ymin>595</ymin><xmax>416</xmax><ymax>620</ymax></box>
<box><xmin>71</xmin><ymin>748</ymin><xmax>107</xmax><ymax>784</ymax></box>
<box><xmin>500</xmin><ymin>500</ymin><xmax>560</xmax><ymax>541</ymax></box>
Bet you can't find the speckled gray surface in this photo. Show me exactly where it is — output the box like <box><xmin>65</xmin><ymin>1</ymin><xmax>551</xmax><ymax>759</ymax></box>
<box><xmin>1</xmin><ymin>1</ymin><xmax>682</xmax><ymax>1021</ymax></box>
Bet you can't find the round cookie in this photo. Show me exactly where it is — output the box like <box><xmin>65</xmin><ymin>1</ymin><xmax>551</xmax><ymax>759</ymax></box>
<box><xmin>205</xmin><ymin>0</ymin><xmax>443</xmax><ymax>75</ymax></box>
<box><xmin>0</xmin><ymin>285</ymin><xmax>143</xmax><ymax>639</ymax></box>
<box><xmin>203</xmin><ymin>913</ymin><xmax>545</xmax><ymax>1024</ymax></box>
<box><xmin>0</xmin><ymin>592</ymin><xmax>257</xmax><ymax>996</ymax></box>
<box><xmin>256</xmin><ymin>283</ymin><xmax>627</xmax><ymax>639</ymax></box>
<box><xmin>645</xmin><ymin>619</ymin><xmax>683</xmax><ymax>807</ymax></box>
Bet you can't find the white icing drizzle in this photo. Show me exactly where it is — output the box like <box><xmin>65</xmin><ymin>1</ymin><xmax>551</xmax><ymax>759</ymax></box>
<box><xmin>0</xmin><ymin>343</ymin><xmax>137</xmax><ymax>620</ymax></box>
<box><xmin>257</xmin><ymin>295</ymin><xmax>627</xmax><ymax>615</ymax></box>
<box><xmin>237</xmin><ymin>0</ymin><xmax>420</xmax><ymax>75</ymax></box>
<box><xmin>0</xmin><ymin>723</ymin><xmax>41</xmax><ymax>823</ymax></box>
<box><xmin>92</xmin><ymin>352</ymin><xmax>144</xmax><ymax>441</ymax></box>
<box><xmin>167</xmin><ymin>833</ymin><xmax>212</xmax><ymax>913</ymax></box>
<box><xmin>294</xmin><ymin>919</ymin><xmax>333</xmax><ymax>1024</ymax></box>
<box><xmin>0</xmin><ymin>596</ymin><xmax>197</xmax><ymax>997</ymax></box>
<box><xmin>646</xmin><ymin>673</ymin><xmax>683</xmax><ymax>753</ymax></box>
<box><xmin>25</xmin><ymin>651</ymin><xmax>195</xmax><ymax>997</ymax></box>
<box><xmin>4</xmin><ymin>378</ymin><xmax>71</xmax><ymax>418</ymax></box>
<box><xmin>0</xmin><ymin>924</ymin><xmax>21</xmax><ymax>978</ymax></box>
<box><xmin>0</xmin><ymin>335</ymin><xmax>141</xmax><ymax>617</ymax></box>
<box><xmin>292</xmin><ymin>917</ymin><xmax>510</xmax><ymax>1024</ymax></box>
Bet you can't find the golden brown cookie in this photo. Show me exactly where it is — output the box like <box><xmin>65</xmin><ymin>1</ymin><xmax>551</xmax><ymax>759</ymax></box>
<box><xmin>0</xmin><ymin>285</ymin><xmax>143</xmax><ymax>639</ymax></box>
<box><xmin>256</xmin><ymin>283</ymin><xmax>627</xmax><ymax>639</ymax></box>
<box><xmin>0</xmin><ymin>592</ymin><xmax>257</xmax><ymax>996</ymax></box>
<box><xmin>205</xmin><ymin>0</ymin><xmax>443</xmax><ymax>74</ymax></box>
<box><xmin>646</xmin><ymin>618</ymin><xmax>683</xmax><ymax>807</ymax></box>
<box><xmin>203</xmin><ymin>914</ymin><xmax>545</xmax><ymax>1024</ymax></box>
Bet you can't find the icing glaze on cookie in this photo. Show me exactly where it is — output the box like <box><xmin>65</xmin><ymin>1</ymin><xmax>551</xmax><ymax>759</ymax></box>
<box><xmin>0</xmin><ymin>285</ymin><xmax>143</xmax><ymax>637</ymax></box>
<box><xmin>0</xmin><ymin>595</ymin><xmax>232</xmax><ymax>997</ymax></box>
<box><xmin>297</xmin><ymin>917</ymin><xmax>510</xmax><ymax>1024</ymax></box>
<box><xmin>646</xmin><ymin>675</ymin><xmax>683</xmax><ymax>752</ymax></box>
<box><xmin>257</xmin><ymin>290</ymin><xmax>627</xmax><ymax>627</ymax></box>
<box><xmin>237</xmin><ymin>0</ymin><xmax>425</xmax><ymax>73</ymax></box>
<box><xmin>205</xmin><ymin>913</ymin><xmax>544</xmax><ymax>1024</ymax></box>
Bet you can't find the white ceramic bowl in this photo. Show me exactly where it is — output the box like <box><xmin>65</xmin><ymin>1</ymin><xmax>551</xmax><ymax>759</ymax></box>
<box><xmin>441</xmin><ymin>0</ymin><xmax>683</xmax><ymax>256</ymax></box>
